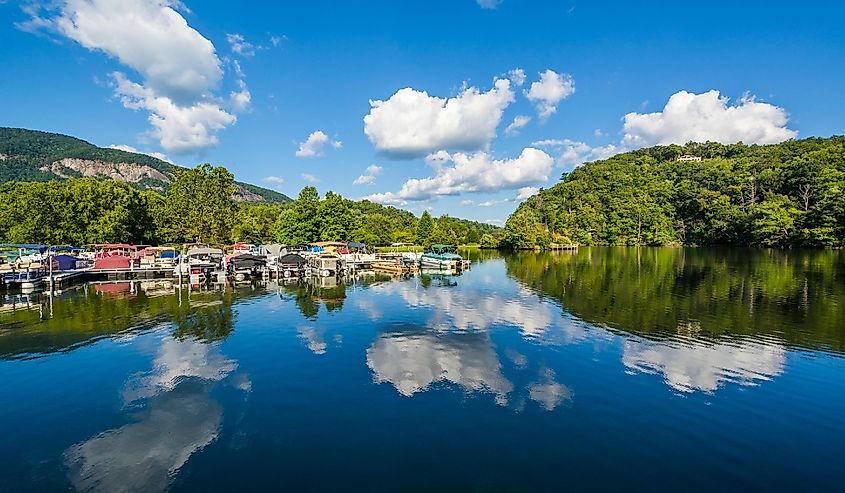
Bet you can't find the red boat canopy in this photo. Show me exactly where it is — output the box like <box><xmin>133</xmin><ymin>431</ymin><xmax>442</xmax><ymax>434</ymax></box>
<box><xmin>90</xmin><ymin>244</ymin><xmax>139</xmax><ymax>250</ymax></box>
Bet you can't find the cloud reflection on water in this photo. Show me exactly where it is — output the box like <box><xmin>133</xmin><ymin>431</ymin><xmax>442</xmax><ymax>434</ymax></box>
<box><xmin>122</xmin><ymin>337</ymin><xmax>238</xmax><ymax>403</ymax></box>
<box><xmin>365</xmin><ymin>266</ymin><xmax>789</xmax><ymax>397</ymax></box>
<box><xmin>367</xmin><ymin>330</ymin><xmax>513</xmax><ymax>405</ymax></box>
<box><xmin>369</xmin><ymin>279</ymin><xmax>589</xmax><ymax>343</ymax></box>
<box><xmin>622</xmin><ymin>336</ymin><xmax>786</xmax><ymax>393</ymax></box>
<box><xmin>529</xmin><ymin>368</ymin><xmax>572</xmax><ymax>411</ymax></box>
<box><xmin>65</xmin><ymin>335</ymin><xmax>247</xmax><ymax>492</ymax></box>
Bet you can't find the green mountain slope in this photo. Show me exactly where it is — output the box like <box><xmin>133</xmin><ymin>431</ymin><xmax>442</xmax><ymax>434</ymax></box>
<box><xmin>0</xmin><ymin>127</ymin><xmax>290</xmax><ymax>203</ymax></box>
<box><xmin>505</xmin><ymin>136</ymin><xmax>845</xmax><ymax>248</ymax></box>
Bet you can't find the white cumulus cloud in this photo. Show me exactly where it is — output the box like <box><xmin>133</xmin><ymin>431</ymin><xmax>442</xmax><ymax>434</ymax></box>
<box><xmin>532</xmin><ymin>138</ymin><xmax>620</xmax><ymax>167</ymax></box>
<box><xmin>533</xmin><ymin>90</ymin><xmax>797</xmax><ymax>168</ymax></box>
<box><xmin>526</xmin><ymin>69</ymin><xmax>575</xmax><ymax>122</ymax></box>
<box><xmin>621</xmin><ymin>90</ymin><xmax>798</xmax><ymax>148</ymax></box>
<box><xmin>353</xmin><ymin>164</ymin><xmax>383</xmax><ymax>185</ymax></box>
<box><xmin>504</xmin><ymin>115</ymin><xmax>531</xmax><ymax>136</ymax></box>
<box><xmin>21</xmin><ymin>0</ymin><xmax>248</xmax><ymax>154</ymax></box>
<box><xmin>301</xmin><ymin>173</ymin><xmax>319</xmax><ymax>183</ymax></box>
<box><xmin>262</xmin><ymin>175</ymin><xmax>285</xmax><ymax>187</ymax></box>
<box><xmin>516</xmin><ymin>186</ymin><xmax>540</xmax><ymax>200</ymax></box>
<box><xmin>112</xmin><ymin>72</ymin><xmax>236</xmax><ymax>154</ymax></box>
<box><xmin>507</xmin><ymin>68</ymin><xmax>526</xmax><ymax>87</ymax></box>
<box><xmin>295</xmin><ymin>130</ymin><xmax>342</xmax><ymax>158</ymax></box>
<box><xmin>363</xmin><ymin>78</ymin><xmax>514</xmax><ymax>157</ymax></box>
<box><xmin>366</xmin><ymin>148</ymin><xmax>553</xmax><ymax>204</ymax></box>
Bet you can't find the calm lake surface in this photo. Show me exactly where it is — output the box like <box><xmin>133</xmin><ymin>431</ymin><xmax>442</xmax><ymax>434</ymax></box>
<box><xmin>1</xmin><ymin>248</ymin><xmax>844</xmax><ymax>492</ymax></box>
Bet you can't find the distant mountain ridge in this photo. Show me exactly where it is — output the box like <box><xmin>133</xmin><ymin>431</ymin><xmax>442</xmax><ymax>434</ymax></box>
<box><xmin>0</xmin><ymin>127</ymin><xmax>291</xmax><ymax>203</ymax></box>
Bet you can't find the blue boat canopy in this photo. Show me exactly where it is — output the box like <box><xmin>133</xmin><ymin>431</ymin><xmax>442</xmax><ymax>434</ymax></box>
<box><xmin>347</xmin><ymin>242</ymin><xmax>365</xmax><ymax>249</ymax></box>
<box><xmin>52</xmin><ymin>254</ymin><xmax>80</xmax><ymax>271</ymax></box>
<box><xmin>49</xmin><ymin>246</ymin><xmax>85</xmax><ymax>252</ymax></box>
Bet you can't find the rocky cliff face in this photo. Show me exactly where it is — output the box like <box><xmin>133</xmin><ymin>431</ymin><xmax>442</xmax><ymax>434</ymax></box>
<box><xmin>233</xmin><ymin>184</ymin><xmax>264</xmax><ymax>202</ymax></box>
<box><xmin>39</xmin><ymin>158</ymin><xmax>270</xmax><ymax>201</ymax></box>
<box><xmin>40</xmin><ymin>158</ymin><xmax>173</xmax><ymax>190</ymax></box>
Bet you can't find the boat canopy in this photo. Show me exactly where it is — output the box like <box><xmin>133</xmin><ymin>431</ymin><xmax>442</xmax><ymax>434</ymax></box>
<box><xmin>187</xmin><ymin>247</ymin><xmax>224</xmax><ymax>256</ymax></box>
<box><xmin>52</xmin><ymin>254</ymin><xmax>80</xmax><ymax>270</ymax></box>
<box><xmin>90</xmin><ymin>243</ymin><xmax>138</xmax><ymax>250</ymax></box>
<box><xmin>312</xmin><ymin>241</ymin><xmax>347</xmax><ymax>248</ymax></box>
<box><xmin>278</xmin><ymin>253</ymin><xmax>306</xmax><ymax>265</ymax></box>
<box><xmin>141</xmin><ymin>246</ymin><xmax>178</xmax><ymax>257</ymax></box>
<box><xmin>229</xmin><ymin>253</ymin><xmax>266</xmax><ymax>269</ymax></box>
<box><xmin>48</xmin><ymin>245</ymin><xmax>85</xmax><ymax>252</ymax></box>
<box><xmin>347</xmin><ymin>242</ymin><xmax>365</xmax><ymax>249</ymax></box>
<box><xmin>260</xmin><ymin>244</ymin><xmax>284</xmax><ymax>256</ymax></box>
<box><xmin>0</xmin><ymin>244</ymin><xmax>49</xmax><ymax>252</ymax></box>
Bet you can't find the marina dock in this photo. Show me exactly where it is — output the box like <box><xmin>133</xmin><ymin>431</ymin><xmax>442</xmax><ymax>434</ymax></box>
<box><xmin>1</xmin><ymin>242</ymin><xmax>471</xmax><ymax>293</ymax></box>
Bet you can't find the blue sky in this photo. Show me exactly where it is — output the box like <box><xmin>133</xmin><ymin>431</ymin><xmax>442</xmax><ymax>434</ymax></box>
<box><xmin>2</xmin><ymin>0</ymin><xmax>844</xmax><ymax>224</ymax></box>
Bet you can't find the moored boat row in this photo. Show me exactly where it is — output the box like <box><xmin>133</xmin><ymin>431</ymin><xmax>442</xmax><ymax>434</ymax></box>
<box><xmin>0</xmin><ymin>242</ymin><xmax>469</xmax><ymax>291</ymax></box>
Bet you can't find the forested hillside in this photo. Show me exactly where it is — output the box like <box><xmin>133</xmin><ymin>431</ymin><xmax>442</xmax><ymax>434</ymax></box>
<box><xmin>504</xmin><ymin>137</ymin><xmax>845</xmax><ymax>248</ymax></box>
<box><xmin>0</xmin><ymin>127</ymin><xmax>290</xmax><ymax>203</ymax></box>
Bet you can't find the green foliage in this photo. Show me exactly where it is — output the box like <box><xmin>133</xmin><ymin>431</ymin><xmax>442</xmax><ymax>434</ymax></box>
<box><xmin>273</xmin><ymin>186</ymin><xmax>321</xmax><ymax>244</ymax></box>
<box><xmin>748</xmin><ymin>194</ymin><xmax>802</xmax><ymax>246</ymax></box>
<box><xmin>466</xmin><ymin>227</ymin><xmax>480</xmax><ymax>244</ymax></box>
<box><xmin>480</xmin><ymin>233</ymin><xmax>500</xmax><ymax>249</ymax></box>
<box><xmin>504</xmin><ymin>207</ymin><xmax>547</xmax><ymax>249</ymax></box>
<box><xmin>0</xmin><ymin>165</ymin><xmax>501</xmax><ymax>248</ymax></box>
<box><xmin>0</xmin><ymin>179</ymin><xmax>155</xmax><ymax>245</ymax></box>
<box><xmin>271</xmin><ymin>188</ymin><xmax>498</xmax><ymax>247</ymax></box>
<box><xmin>507</xmin><ymin>136</ymin><xmax>845</xmax><ymax>248</ymax></box>
<box><xmin>415</xmin><ymin>211</ymin><xmax>435</xmax><ymax>246</ymax></box>
<box><xmin>232</xmin><ymin>202</ymin><xmax>285</xmax><ymax>243</ymax></box>
<box><xmin>158</xmin><ymin>164</ymin><xmax>237</xmax><ymax>244</ymax></box>
<box><xmin>319</xmin><ymin>191</ymin><xmax>352</xmax><ymax>241</ymax></box>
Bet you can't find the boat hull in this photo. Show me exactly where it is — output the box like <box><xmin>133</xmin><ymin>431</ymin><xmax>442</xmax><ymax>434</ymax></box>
<box><xmin>420</xmin><ymin>256</ymin><xmax>459</xmax><ymax>270</ymax></box>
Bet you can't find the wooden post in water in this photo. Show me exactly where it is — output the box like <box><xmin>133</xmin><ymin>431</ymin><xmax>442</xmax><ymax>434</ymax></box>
<box><xmin>47</xmin><ymin>247</ymin><xmax>53</xmax><ymax>293</ymax></box>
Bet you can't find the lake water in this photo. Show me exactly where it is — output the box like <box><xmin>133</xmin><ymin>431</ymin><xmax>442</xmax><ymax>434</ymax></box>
<box><xmin>1</xmin><ymin>248</ymin><xmax>844</xmax><ymax>492</ymax></box>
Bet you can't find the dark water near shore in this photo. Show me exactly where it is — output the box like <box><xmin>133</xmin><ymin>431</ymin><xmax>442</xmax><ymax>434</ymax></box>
<box><xmin>1</xmin><ymin>248</ymin><xmax>844</xmax><ymax>492</ymax></box>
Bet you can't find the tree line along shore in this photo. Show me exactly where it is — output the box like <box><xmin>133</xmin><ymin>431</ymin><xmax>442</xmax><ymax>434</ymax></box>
<box><xmin>3</xmin><ymin>136</ymin><xmax>842</xmax><ymax>251</ymax></box>
<box><xmin>0</xmin><ymin>164</ymin><xmax>502</xmax><ymax>249</ymax></box>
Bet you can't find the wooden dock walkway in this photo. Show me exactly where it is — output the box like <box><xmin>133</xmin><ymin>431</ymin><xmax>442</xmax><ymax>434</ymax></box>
<box><xmin>46</xmin><ymin>267</ymin><xmax>176</xmax><ymax>288</ymax></box>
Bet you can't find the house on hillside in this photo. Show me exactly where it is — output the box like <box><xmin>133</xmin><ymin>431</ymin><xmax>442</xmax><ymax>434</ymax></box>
<box><xmin>676</xmin><ymin>154</ymin><xmax>703</xmax><ymax>162</ymax></box>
